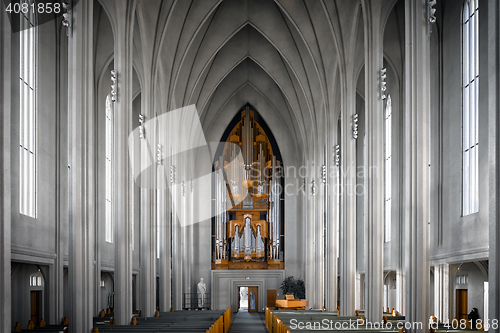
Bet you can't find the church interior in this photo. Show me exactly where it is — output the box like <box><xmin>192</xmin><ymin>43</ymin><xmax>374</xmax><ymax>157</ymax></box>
<box><xmin>1</xmin><ymin>0</ymin><xmax>500</xmax><ymax>332</ymax></box>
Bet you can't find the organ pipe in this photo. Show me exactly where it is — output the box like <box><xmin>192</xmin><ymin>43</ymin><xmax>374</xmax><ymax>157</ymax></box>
<box><xmin>270</xmin><ymin>156</ymin><xmax>280</xmax><ymax>260</ymax></box>
<box><xmin>241</xmin><ymin>109</ymin><xmax>253</xmax><ymax>166</ymax></box>
<box><xmin>213</xmin><ymin>108</ymin><xmax>282</xmax><ymax>268</ymax></box>
<box><xmin>233</xmin><ymin>225</ymin><xmax>239</xmax><ymax>256</ymax></box>
<box><xmin>244</xmin><ymin>217</ymin><xmax>251</xmax><ymax>259</ymax></box>
<box><xmin>256</xmin><ymin>226</ymin><xmax>262</xmax><ymax>256</ymax></box>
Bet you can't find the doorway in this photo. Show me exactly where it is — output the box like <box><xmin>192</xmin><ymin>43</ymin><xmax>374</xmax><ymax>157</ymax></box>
<box><xmin>238</xmin><ymin>286</ymin><xmax>258</xmax><ymax>312</ymax></box>
<box><xmin>238</xmin><ymin>287</ymin><xmax>248</xmax><ymax>312</ymax></box>
<box><xmin>456</xmin><ymin>289</ymin><xmax>468</xmax><ymax>322</ymax></box>
<box><xmin>30</xmin><ymin>290</ymin><xmax>42</xmax><ymax>327</ymax></box>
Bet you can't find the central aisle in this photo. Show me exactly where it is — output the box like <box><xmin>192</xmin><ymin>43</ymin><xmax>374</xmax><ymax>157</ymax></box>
<box><xmin>229</xmin><ymin>311</ymin><xmax>267</xmax><ymax>333</ymax></box>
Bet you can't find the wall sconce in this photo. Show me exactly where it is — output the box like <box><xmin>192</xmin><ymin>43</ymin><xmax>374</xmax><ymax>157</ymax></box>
<box><xmin>380</xmin><ymin>68</ymin><xmax>387</xmax><ymax>100</ymax></box>
<box><xmin>334</xmin><ymin>144</ymin><xmax>340</xmax><ymax>167</ymax></box>
<box><xmin>156</xmin><ymin>144</ymin><xmax>162</xmax><ymax>165</ymax></box>
<box><xmin>62</xmin><ymin>1</ymin><xmax>71</xmax><ymax>34</ymax></box>
<box><xmin>352</xmin><ymin>113</ymin><xmax>359</xmax><ymax>139</ymax></box>
<box><xmin>111</xmin><ymin>70</ymin><xmax>117</xmax><ymax>102</ymax></box>
<box><xmin>428</xmin><ymin>0</ymin><xmax>437</xmax><ymax>24</ymax></box>
<box><xmin>138</xmin><ymin>114</ymin><xmax>145</xmax><ymax>139</ymax></box>
<box><xmin>170</xmin><ymin>165</ymin><xmax>175</xmax><ymax>184</ymax></box>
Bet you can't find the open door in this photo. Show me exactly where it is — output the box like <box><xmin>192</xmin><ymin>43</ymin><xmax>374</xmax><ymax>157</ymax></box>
<box><xmin>456</xmin><ymin>289</ymin><xmax>468</xmax><ymax>322</ymax></box>
<box><xmin>248</xmin><ymin>286</ymin><xmax>258</xmax><ymax>312</ymax></box>
<box><xmin>238</xmin><ymin>288</ymin><xmax>241</xmax><ymax>311</ymax></box>
<box><xmin>30</xmin><ymin>290</ymin><xmax>42</xmax><ymax>327</ymax></box>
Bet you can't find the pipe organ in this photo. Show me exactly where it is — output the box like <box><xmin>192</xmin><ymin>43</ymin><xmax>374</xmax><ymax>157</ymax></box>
<box><xmin>213</xmin><ymin>108</ymin><xmax>283</xmax><ymax>270</ymax></box>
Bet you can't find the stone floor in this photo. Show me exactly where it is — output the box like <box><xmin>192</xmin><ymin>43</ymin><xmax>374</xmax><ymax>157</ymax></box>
<box><xmin>228</xmin><ymin>309</ymin><xmax>267</xmax><ymax>333</ymax></box>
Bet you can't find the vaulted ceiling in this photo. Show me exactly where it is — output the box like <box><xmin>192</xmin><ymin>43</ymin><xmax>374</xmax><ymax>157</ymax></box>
<box><xmin>131</xmin><ymin>0</ymin><xmax>357</xmax><ymax>157</ymax></box>
<box><xmin>95</xmin><ymin>0</ymin><xmax>400</xmax><ymax>162</ymax></box>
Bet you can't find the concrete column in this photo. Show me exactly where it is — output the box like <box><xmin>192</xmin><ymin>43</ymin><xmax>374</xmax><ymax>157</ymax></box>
<box><xmin>139</xmin><ymin>177</ymin><xmax>156</xmax><ymax>316</ymax></box>
<box><xmin>0</xmin><ymin>9</ymin><xmax>12</xmax><ymax>333</ymax></box>
<box><xmin>326</xmin><ymin>144</ymin><xmax>339</xmax><ymax>311</ymax></box>
<box><xmin>171</xmin><ymin>162</ymin><xmax>183</xmax><ymax>310</ymax></box>
<box><xmin>133</xmin><ymin>4</ymin><xmax>159</xmax><ymax>315</ymax></box>
<box><xmin>433</xmin><ymin>264</ymin><xmax>450</xmax><ymax>323</ymax></box>
<box><xmin>305</xmin><ymin>159</ymin><xmax>317</xmax><ymax>307</ymax></box>
<box><xmin>180</xmin><ymin>164</ymin><xmax>189</xmax><ymax>306</ymax></box>
<box><xmin>304</xmin><ymin>154</ymin><xmax>326</xmax><ymax>310</ymax></box>
<box><xmin>52</xmin><ymin>21</ymin><xmax>66</xmax><ymax>323</ymax></box>
<box><xmin>67</xmin><ymin>1</ymin><xmax>96</xmax><ymax>331</ymax></box>
<box><xmin>113</xmin><ymin>0</ymin><xmax>135</xmax><ymax>325</ymax></box>
<box><xmin>181</xmin><ymin>160</ymin><xmax>193</xmax><ymax>302</ymax></box>
<box><xmin>187</xmin><ymin>180</ymin><xmax>194</xmax><ymax>300</ymax></box>
<box><xmin>363</xmin><ymin>0</ymin><xmax>385</xmax><ymax>323</ymax></box>
<box><xmin>355</xmin><ymin>274</ymin><xmax>362</xmax><ymax>310</ymax></box>
<box><xmin>487</xmin><ymin>0</ymin><xmax>500</xmax><ymax>327</ymax></box>
<box><xmin>315</xmin><ymin>157</ymin><xmax>325</xmax><ymax>309</ymax></box>
<box><xmin>158</xmin><ymin>187</ymin><xmax>172</xmax><ymax>311</ymax></box>
<box><xmin>340</xmin><ymin>87</ymin><xmax>357</xmax><ymax>316</ymax></box>
<box><xmin>139</xmin><ymin>79</ymin><xmax>156</xmax><ymax>316</ymax></box>
<box><xmin>403</xmin><ymin>1</ymin><xmax>431</xmax><ymax>331</ymax></box>
<box><xmin>396</xmin><ymin>270</ymin><xmax>405</xmax><ymax>316</ymax></box>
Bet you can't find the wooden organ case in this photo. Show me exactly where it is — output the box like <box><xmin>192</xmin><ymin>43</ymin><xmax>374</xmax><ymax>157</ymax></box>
<box><xmin>212</xmin><ymin>107</ymin><xmax>284</xmax><ymax>270</ymax></box>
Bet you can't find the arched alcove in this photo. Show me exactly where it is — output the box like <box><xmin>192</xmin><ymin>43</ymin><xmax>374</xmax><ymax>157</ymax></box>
<box><xmin>211</xmin><ymin>104</ymin><xmax>284</xmax><ymax>270</ymax></box>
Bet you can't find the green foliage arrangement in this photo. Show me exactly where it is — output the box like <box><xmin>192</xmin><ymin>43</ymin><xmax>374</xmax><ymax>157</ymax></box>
<box><xmin>280</xmin><ymin>276</ymin><xmax>306</xmax><ymax>299</ymax></box>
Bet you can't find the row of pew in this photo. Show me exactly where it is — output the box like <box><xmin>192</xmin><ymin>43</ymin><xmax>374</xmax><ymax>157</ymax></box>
<box><xmin>266</xmin><ymin>307</ymin><xmax>484</xmax><ymax>333</ymax></box>
<box><xmin>93</xmin><ymin>308</ymin><xmax>231</xmax><ymax>333</ymax></box>
<box><xmin>13</xmin><ymin>317</ymin><xmax>69</xmax><ymax>333</ymax></box>
<box><xmin>266</xmin><ymin>308</ymin><xmax>386</xmax><ymax>333</ymax></box>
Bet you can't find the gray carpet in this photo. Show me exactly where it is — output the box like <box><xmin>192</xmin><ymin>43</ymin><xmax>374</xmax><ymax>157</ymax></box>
<box><xmin>229</xmin><ymin>310</ymin><xmax>267</xmax><ymax>333</ymax></box>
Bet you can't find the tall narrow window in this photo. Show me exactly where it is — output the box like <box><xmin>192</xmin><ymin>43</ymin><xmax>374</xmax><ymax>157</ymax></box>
<box><xmin>105</xmin><ymin>95</ymin><xmax>114</xmax><ymax>243</ymax></box>
<box><xmin>336</xmin><ymin>119</ymin><xmax>341</xmax><ymax>259</ymax></box>
<box><xmin>384</xmin><ymin>95</ymin><xmax>392</xmax><ymax>242</ymax></box>
<box><xmin>131</xmin><ymin>177</ymin><xmax>134</xmax><ymax>250</ymax></box>
<box><xmin>19</xmin><ymin>1</ymin><xmax>37</xmax><ymax>217</ymax></box>
<box><xmin>462</xmin><ymin>0</ymin><xmax>479</xmax><ymax>216</ymax></box>
<box><xmin>157</xmin><ymin>190</ymin><xmax>160</xmax><ymax>259</ymax></box>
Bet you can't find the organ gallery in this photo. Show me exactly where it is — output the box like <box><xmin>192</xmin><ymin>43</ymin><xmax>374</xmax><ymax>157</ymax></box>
<box><xmin>212</xmin><ymin>107</ymin><xmax>284</xmax><ymax>270</ymax></box>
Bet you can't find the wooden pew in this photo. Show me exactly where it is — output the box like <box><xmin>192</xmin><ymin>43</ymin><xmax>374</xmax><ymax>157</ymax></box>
<box><xmin>13</xmin><ymin>319</ymin><xmax>68</xmax><ymax>333</ymax></box>
<box><xmin>93</xmin><ymin>308</ymin><xmax>230</xmax><ymax>333</ymax></box>
<box><xmin>267</xmin><ymin>307</ymin><xmax>411</xmax><ymax>333</ymax></box>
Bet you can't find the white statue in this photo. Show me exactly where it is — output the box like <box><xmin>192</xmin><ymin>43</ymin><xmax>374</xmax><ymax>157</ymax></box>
<box><xmin>197</xmin><ymin>278</ymin><xmax>207</xmax><ymax>308</ymax></box>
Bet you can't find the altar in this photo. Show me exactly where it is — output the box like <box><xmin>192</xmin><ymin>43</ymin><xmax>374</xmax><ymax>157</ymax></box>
<box><xmin>275</xmin><ymin>294</ymin><xmax>309</xmax><ymax>310</ymax></box>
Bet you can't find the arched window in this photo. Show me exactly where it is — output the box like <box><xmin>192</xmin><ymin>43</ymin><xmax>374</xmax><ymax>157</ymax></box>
<box><xmin>384</xmin><ymin>95</ymin><xmax>392</xmax><ymax>242</ymax></box>
<box><xmin>19</xmin><ymin>0</ymin><xmax>37</xmax><ymax>217</ymax></box>
<box><xmin>105</xmin><ymin>95</ymin><xmax>114</xmax><ymax>243</ymax></box>
<box><xmin>29</xmin><ymin>272</ymin><xmax>43</xmax><ymax>287</ymax></box>
<box><xmin>462</xmin><ymin>0</ymin><xmax>479</xmax><ymax>216</ymax></box>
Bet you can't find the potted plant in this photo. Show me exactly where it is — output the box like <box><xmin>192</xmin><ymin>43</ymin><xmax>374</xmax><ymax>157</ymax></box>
<box><xmin>280</xmin><ymin>276</ymin><xmax>306</xmax><ymax>299</ymax></box>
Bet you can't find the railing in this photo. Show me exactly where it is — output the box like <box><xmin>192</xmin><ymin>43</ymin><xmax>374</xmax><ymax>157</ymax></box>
<box><xmin>206</xmin><ymin>307</ymin><xmax>231</xmax><ymax>333</ymax></box>
<box><xmin>182</xmin><ymin>293</ymin><xmax>212</xmax><ymax>310</ymax></box>
<box><xmin>265</xmin><ymin>307</ymin><xmax>290</xmax><ymax>333</ymax></box>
